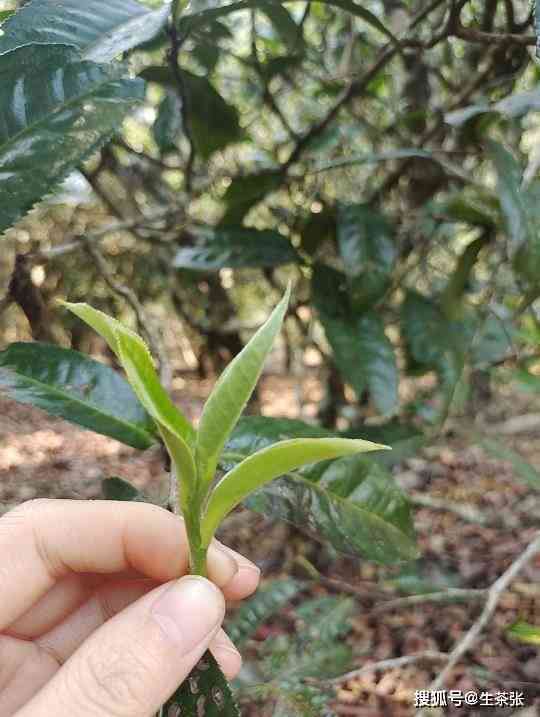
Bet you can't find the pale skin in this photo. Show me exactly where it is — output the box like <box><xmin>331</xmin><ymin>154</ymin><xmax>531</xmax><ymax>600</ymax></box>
<box><xmin>0</xmin><ymin>499</ymin><xmax>261</xmax><ymax>716</ymax></box>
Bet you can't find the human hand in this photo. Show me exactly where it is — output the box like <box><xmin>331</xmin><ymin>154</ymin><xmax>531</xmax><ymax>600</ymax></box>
<box><xmin>0</xmin><ymin>499</ymin><xmax>260</xmax><ymax>716</ymax></box>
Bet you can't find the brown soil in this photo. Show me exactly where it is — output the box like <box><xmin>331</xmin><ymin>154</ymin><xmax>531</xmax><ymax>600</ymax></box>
<box><xmin>1</xmin><ymin>372</ymin><xmax>539</xmax><ymax>717</ymax></box>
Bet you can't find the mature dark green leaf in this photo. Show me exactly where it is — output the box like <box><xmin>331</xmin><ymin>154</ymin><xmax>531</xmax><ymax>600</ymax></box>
<box><xmin>401</xmin><ymin>290</ymin><xmax>453</xmax><ymax>367</ymax></box>
<box><xmin>164</xmin><ymin>651</ymin><xmax>240</xmax><ymax>717</ymax></box>
<box><xmin>153</xmin><ymin>93</ymin><xmax>182</xmax><ymax>152</ymax></box>
<box><xmin>342</xmin><ymin>420</ymin><xmax>425</xmax><ymax>468</ymax></box>
<box><xmin>196</xmin><ymin>288</ymin><xmax>290</xmax><ymax>486</ymax></box>
<box><xmin>471</xmin><ymin>313</ymin><xmax>515</xmax><ymax>366</ymax></box>
<box><xmin>337</xmin><ymin>203</ymin><xmax>396</xmax><ymax>310</ymax></box>
<box><xmin>222</xmin><ymin>417</ymin><xmax>417</xmax><ymax>564</ymax></box>
<box><xmin>227</xmin><ymin>579</ymin><xmax>304</xmax><ymax>646</ymax></box>
<box><xmin>311</xmin><ymin>263</ymin><xmax>349</xmax><ymax>318</ymax></box>
<box><xmin>221</xmin><ymin>171</ymin><xmax>284</xmax><ymax>225</ymax></box>
<box><xmin>300</xmin><ymin>205</ymin><xmax>336</xmax><ymax>253</ymax></box>
<box><xmin>315</xmin><ymin>304</ymin><xmax>398</xmax><ymax>414</ymax></box>
<box><xmin>102</xmin><ymin>476</ymin><xmax>148</xmax><ymax>501</ymax></box>
<box><xmin>260</xmin><ymin>4</ymin><xmax>300</xmax><ymax>48</ymax></box>
<box><xmin>173</xmin><ymin>227</ymin><xmax>299</xmax><ymax>270</ymax></box>
<box><xmin>246</xmin><ymin>473</ymin><xmax>415</xmax><ymax>563</ymax></box>
<box><xmin>191</xmin><ymin>39</ymin><xmax>220</xmax><ymax>72</ymax></box>
<box><xmin>0</xmin><ymin>0</ymin><xmax>169</xmax><ymax>61</ymax></box>
<box><xmin>488</xmin><ymin>140</ymin><xmax>529</xmax><ymax>246</ymax></box>
<box><xmin>183</xmin><ymin>72</ymin><xmax>242</xmax><ymax>159</ymax></box>
<box><xmin>0</xmin><ymin>45</ymin><xmax>144</xmax><ymax>235</ymax></box>
<box><xmin>0</xmin><ymin>343</ymin><xmax>156</xmax><ymax>449</ymax></box>
<box><xmin>141</xmin><ymin>66</ymin><xmax>242</xmax><ymax>159</ymax></box>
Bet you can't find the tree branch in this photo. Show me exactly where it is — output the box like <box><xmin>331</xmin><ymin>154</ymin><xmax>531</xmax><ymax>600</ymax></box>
<box><xmin>168</xmin><ymin>14</ymin><xmax>195</xmax><ymax>192</ymax></box>
<box><xmin>324</xmin><ymin>651</ymin><xmax>449</xmax><ymax>686</ymax></box>
<box><xmin>421</xmin><ymin>532</ymin><xmax>540</xmax><ymax>700</ymax></box>
<box><xmin>84</xmin><ymin>241</ymin><xmax>172</xmax><ymax>387</ymax></box>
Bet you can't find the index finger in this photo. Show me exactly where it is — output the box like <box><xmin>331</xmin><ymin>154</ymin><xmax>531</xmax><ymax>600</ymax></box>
<box><xmin>0</xmin><ymin>499</ymin><xmax>230</xmax><ymax>631</ymax></box>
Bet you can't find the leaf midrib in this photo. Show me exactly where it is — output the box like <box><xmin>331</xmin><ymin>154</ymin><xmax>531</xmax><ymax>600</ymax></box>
<box><xmin>0</xmin><ymin>366</ymin><xmax>154</xmax><ymax>445</ymax></box>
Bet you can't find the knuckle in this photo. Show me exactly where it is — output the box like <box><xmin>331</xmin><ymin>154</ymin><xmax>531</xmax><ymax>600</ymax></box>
<box><xmin>69</xmin><ymin>641</ymin><xmax>157</xmax><ymax>716</ymax></box>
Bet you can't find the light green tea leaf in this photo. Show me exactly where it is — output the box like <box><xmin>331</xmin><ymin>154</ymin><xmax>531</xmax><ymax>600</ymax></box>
<box><xmin>196</xmin><ymin>287</ymin><xmax>290</xmax><ymax>485</ymax></box>
<box><xmin>202</xmin><ymin>437</ymin><xmax>388</xmax><ymax>546</ymax></box>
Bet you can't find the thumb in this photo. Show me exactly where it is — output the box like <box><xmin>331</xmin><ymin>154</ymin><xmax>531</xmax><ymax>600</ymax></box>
<box><xmin>20</xmin><ymin>577</ymin><xmax>225</xmax><ymax>717</ymax></box>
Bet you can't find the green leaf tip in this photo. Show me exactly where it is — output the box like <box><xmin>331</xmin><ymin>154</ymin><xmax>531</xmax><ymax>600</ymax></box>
<box><xmin>61</xmin><ymin>300</ymin><xmax>195</xmax><ymax>446</ymax></box>
<box><xmin>195</xmin><ymin>285</ymin><xmax>291</xmax><ymax>485</ymax></box>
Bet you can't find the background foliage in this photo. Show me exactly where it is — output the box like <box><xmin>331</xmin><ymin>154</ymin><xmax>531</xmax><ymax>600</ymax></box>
<box><xmin>1</xmin><ymin>0</ymin><xmax>540</xmax><ymax>714</ymax></box>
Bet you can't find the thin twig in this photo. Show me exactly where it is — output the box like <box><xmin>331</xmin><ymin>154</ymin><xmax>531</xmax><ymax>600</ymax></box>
<box><xmin>31</xmin><ymin>208</ymin><xmax>182</xmax><ymax>261</ymax></box>
<box><xmin>372</xmin><ymin>588</ymin><xmax>487</xmax><ymax>614</ymax></box>
<box><xmin>168</xmin><ymin>11</ymin><xmax>195</xmax><ymax>192</ymax></box>
<box><xmin>324</xmin><ymin>652</ymin><xmax>449</xmax><ymax>686</ymax></box>
<box><xmin>84</xmin><ymin>241</ymin><xmax>172</xmax><ymax>386</ymax></box>
<box><xmin>409</xmin><ymin>491</ymin><xmax>490</xmax><ymax>525</ymax></box>
<box><xmin>423</xmin><ymin>532</ymin><xmax>540</xmax><ymax>699</ymax></box>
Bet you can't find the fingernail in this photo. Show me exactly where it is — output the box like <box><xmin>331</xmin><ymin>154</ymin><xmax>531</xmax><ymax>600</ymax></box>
<box><xmin>151</xmin><ymin>577</ymin><xmax>224</xmax><ymax>653</ymax></box>
<box><xmin>215</xmin><ymin>545</ymin><xmax>240</xmax><ymax>586</ymax></box>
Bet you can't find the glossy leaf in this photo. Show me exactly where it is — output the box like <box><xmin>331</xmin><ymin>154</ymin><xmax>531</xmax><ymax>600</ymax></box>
<box><xmin>337</xmin><ymin>203</ymin><xmax>396</xmax><ymax>310</ymax></box>
<box><xmin>488</xmin><ymin>140</ymin><xmax>529</xmax><ymax>246</ymax></box>
<box><xmin>0</xmin><ymin>0</ymin><xmax>169</xmax><ymax>62</ymax></box>
<box><xmin>196</xmin><ymin>288</ymin><xmax>290</xmax><ymax>485</ymax></box>
<box><xmin>173</xmin><ymin>227</ymin><xmax>299</xmax><ymax>270</ymax></box>
<box><xmin>221</xmin><ymin>171</ymin><xmax>284</xmax><ymax>225</ymax></box>
<box><xmin>222</xmin><ymin>417</ymin><xmax>417</xmax><ymax>564</ymax></box>
<box><xmin>141</xmin><ymin>66</ymin><xmax>242</xmax><ymax>159</ymax></box>
<box><xmin>246</xmin><ymin>472</ymin><xmax>415</xmax><ymax>563</ymax></box>
<box><xmin>401</xmin><ymin>290</ymin><xmax>454</xmax><ymax>367</ymax></box>
<box><xmin>202</xmin><ymin>436</ymin><xmax>388</xmax><ymax>546</ymax></box>
<box><xmin>260</xmin><ymin>4</ymin><xmax>300</xmax><ymax>48</ymax></box>
<box><xmin>227</xmin><ymin>579</ymin><xmax>303</xmax><ymax>646</ymax></box>
<box><xmin>338</xmin><ymin>203</ymin><xmax>396</xmax><ymax>277</ymax></box>
<box><xmin>0</xmin><ymin>10</ymin><xmax>14</xmax><ymax>23</ymax></box>
<box><xmin>153</xmin><ymin>93</ymin><xmax>183</xmax><ymax>152</ymax></box>
<box><xmin>0</xmin><ymin>343</ymin><xmax>156</xmax><ymax>449</ymax></box>
<box><xmin>0</xmin><ymin>45</ymin><xmax>144</xmax><ymax>235</ymax></box>
<box><xmin>163</xmin><ymin>651</ymin><xmax>240</xmax><ymax>717</ymax></box>
<box><xmin>313</xmin><ymin>268</ymin><xmax>398</xmax><ymax>414</ymax></box>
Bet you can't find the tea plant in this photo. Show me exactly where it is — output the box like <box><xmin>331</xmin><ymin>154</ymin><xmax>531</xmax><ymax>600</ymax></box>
<box><xmin>0</xmin><ymin>289</ymin><xmax>416</xmax><ymax>714</ymax></box>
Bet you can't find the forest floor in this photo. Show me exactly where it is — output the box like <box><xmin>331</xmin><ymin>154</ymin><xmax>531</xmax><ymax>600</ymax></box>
<box><xmin>1</xmin><ymin>369</ymin><xmax>539</xmax><ymax>717</ymax></box>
